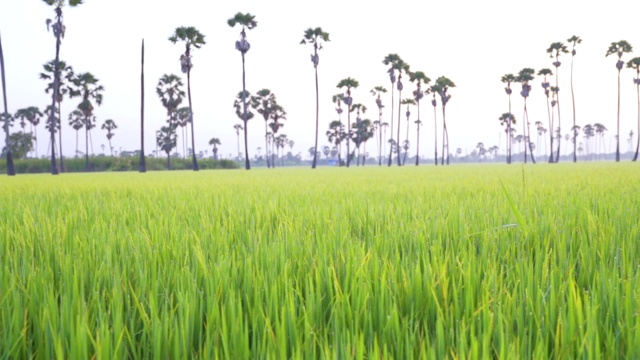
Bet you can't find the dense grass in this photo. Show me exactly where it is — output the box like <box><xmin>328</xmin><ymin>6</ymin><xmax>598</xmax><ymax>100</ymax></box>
<box><xmin>1</xmin><ymin>164</ymin><xmax>639</xmax><ymax>359</ymax></box>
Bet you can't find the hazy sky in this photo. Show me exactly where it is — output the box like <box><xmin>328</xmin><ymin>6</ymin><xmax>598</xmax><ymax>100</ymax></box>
<box><xmin>1</xmin><ymin>0</ymin><xmax>640</xmax><ymax>160</ymax></box>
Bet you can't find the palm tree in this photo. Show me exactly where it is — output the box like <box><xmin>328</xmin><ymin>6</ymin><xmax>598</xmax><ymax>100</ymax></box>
<box><xmin>337</xmin><ymin>77</ymin><xmax>359</xmax><ymax>167</ymax></box>
<box><xmin>176</xmin><ymin>106</ymin><xmax>191</xmax><ymax>158</ymax></box>
<box><xmin>382</xmin><ymin>54</ymin><xmax>409</xmax><ymax>166</ymax></box>
<box><xmin>326</xmin><ymin>120</ymin><xmax>345</xmax><ymax>166</ymax></box>
<box><xmin>139</xmin><ymin>39</ymin><xmax>146</xmax><ymax>172</ymax></box>
<box><xmin>269</xmin><ymin>105</ymin><xmax>287</xmax><ymax>168</ymax></box>
<box><xmin>350</xmin><ymin>103</ymin><xmax>367</xmax><ymax>165</ymax></box>
<box><xmin>516</xmin><ymin>68</ymin><xmax>536</xmax><ymax>163</ymax></box>
<box><xmin>0</xmin><ymin>33</ymin><xmax>16</xmax><ymax>174</ymax></box>
<box><xmin>499</xmin><ymin>113</ymin><xmax>516</xmax><ymax>163</ymax></box>
<box><xmin>430</xmin><ymin>85</ymin><xmax>439</xmax><ymax>165</ymax></box>
<box><xmin>209</xmin><ymin>137</ymin><xmax>221</xmax><ymax>160</ymax></box>
<box><xmin>40</xmin><ymin>59</ymin><xmax>75</xmax><ymax>171</ymax></box>
<box><xmin>547</xmin><ymin>42</ymin><xmax>569</xmax><ymax>162</ymax></box>
<box><xmin>538</xmin><ymin>68</ymin><xmax>554</xmax><ymax>162</ymax></box>
<box><xmin>409</xmin><ymin>71</ymin><xmax>430</xmax><ymax>166</ymax></box>
<box><xmin>606</xmin><ymin>41</ymin><xmax>633</xmax><ymax>162</ymax></box>
<box><xmin>567</xmin><ymin>35</ymin><xmax>582</xmax><ymax>162</ymax></box>
<box><xmin>252</xmin><ymin>89</ymin><xmax>277</xmax><ymax>168</ymax></box>
<box><xmin>101</xmin><ymin>119</ymin><xmax>117</xmax><ymax>156</ymax></box>
<box><xmin>626</xmin><ymin>57</ymin><xmax>640</xmax><ymax>161</ymax></box>
<box><xmin>594</xmin><ymin>123</ymin><xmax>608</xmax><ymax>159</ymax></box>
<box><xmin>351</xmin><ymin>119</ymin><xmax>374</xmax><ymax>166</ymax></box>
<box><xmin>14</xmin><ymin>107</ymin><xmax>43</xmax><ymax>158</ymax></box>
<box><xmin>70</xmin><ymin>72</ymin><xmax>104</xmax><ymax>171</ymax></box>
<box><xmin>400</xmin><ymin>98</ymin><xmax>415</xmax><ymax>165</ymax></box>
<box><xmin>68</xmin><ymin>109</ymin><xmax>83</xmax><ymax>157</ymax></box>
<box><xmin>42</xmin><ymin>0</ymin><xmax>82</xmax><ymax>174</ymax></box>
<box><xmin>433</xmin><ymin>76</ymin><xmax>455</xmax><ymax>165</ymax></box>
<box><xmin>156</xmin><ymin>125</ymin><xmax>177</xmax><ymax>169</ymax></box>
<box><xmin>233</xmin><ymin>123</ymin><xmax>243</xmax><ymax>163</ymax></box>
<box><xmin>501</xmin><ymin>73</ymin><xmax>516</xmax><ymax>164</ymax></box>
<box><xmin>300</xmin><ymin>27</ymin><xmax>330</xmax><ymax>169</ymax></box>
<box><xmin>370</xmin><ymin>86</ymin><xmax>387</xmax><ymax>166</ymax></box>
<box><xmin>156</xmin><ymin>74</ymin><xmax>185</xmax><ymax>127</ymax></box>
<box><xmin>169</xmin><ymin>26</ymin><xmax>205</xmax><ymax>171</ymax></box>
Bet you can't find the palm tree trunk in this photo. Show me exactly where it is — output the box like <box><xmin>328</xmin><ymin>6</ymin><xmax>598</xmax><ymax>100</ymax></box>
<box><xmin>433</xmin><ymin>103</ymin><xmax>438</xmax><ymax>165</ymax></box>
<box><xmin>109</xmin><ymin>138</ymin><xmax>113</xmax><ymax>156</ymax></box>
<box><xmin>57</xmin><ymin>101</ymin><xmax>64</xmax><ymax>172</ymax></box>
<box><xmin>167</xmin><ymin>152</ymin><xmax>171</xmax><ymax>170</ymax></box>
<box><xmin>187</xmin><ymin>67</ymin><xmax>199</xmax><ymax>171</ymax></box>
<box><xmin>508</xmin><ymin>94</ymin><xmax>512</xmax><ymax>164</ymax></box>
<box><xmin>616</xmin><ymin>69</ymin><xmax>621</xmax><ymax>162</ymax></box>
<box><xmin>239</xmin><ymin>53</ymin><xmax>250</xmax><ymax>170</ymax></box>
<box><xmin>415</xmin><ymin>102</ymin><xmax>420</xmax><ymax>166</ymax></box>
<box><xmin>555</xmin><ymin>66</ymin><xmax>562</xmax><ymax>163</ymax></box>
<box><xmin>139</xmin><ymin>39</ymin><xmax>146</xmax><ymax>173</ymax></box>
<box><xmin>441</xmin><ymin>106</ymin><xmax>447</xmax><ymax>165</ymax></box>
<box><xmin>378</xmin><ymin>112</ymin><xmax>383</xmax><ymax>166</ymax></box>
<box><xmin>47</xmin><ymin>17</ymin><xmax>61</xmax><ymax>175</ymax></box>
<box><xmin>403</xmin><ymin>115</ymin><xmax>409</xmax><ymax>166</ymax></box>
<box><xmin>525</xmin><ymin>100</ymin><xmax>536</xmax><ymax>164</ymax></box>
<box><xmin>34</xmin><ymin>125</ymin><xmax>38</xmax><ymax>158</ymax></box>
<box><xmin>0</xmin><ymin>34</ymin><xmax>15</xmax><ymax>176</ymax></box>
<box><xmin>346</xmin><ymin>105</ymin><xmax>351</xmax><ymax>168</ymax></box>
<box><xmin>75</xmin><ymin>129</ymin><xmax>78</xmax><ymax>157</ymax></box>
<box><xmin>236</xmin><ymin>133</ymin><xmax>240</xmax><ymax>164</ymax></box>
<box><xmin>522</xmin><ymin>107</ymin><xmax>528</xmax><ymax>163</ymax></box>
<box><xmin>264</xmin><ymin>121</ymin><xmax>270</xmax><ymax>168</ymax></box>
<box><xmin>85</xmin><ymin>118</ymin><xmax>89</xmax><ymax>171</ymax></box>
<box><xmin>634</xmin><ymin>81</ymin><xmax>640</xmax><ymax>161</ymax></box>
<box><xmin>387</xmin><ymin>84</ymin><xmax>395</xmax><ymax>167</ymax></box>
<box><xmin>396</xmin><ymin>89</ymin><xmax>402</xmax><ymax>166</ymax></box>
<box><xmin>312</xmin><ymin>61</ymin><xmax>319</xmax><ymax>169</ymax></box>
<box><xmin>571</xmin><ymin>55</ymin><xmax>577</xmax><ymax>162</ymax></box>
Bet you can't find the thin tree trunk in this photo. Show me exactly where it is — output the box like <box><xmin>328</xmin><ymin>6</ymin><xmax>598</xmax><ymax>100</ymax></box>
<box><xmin>634</xmin><ymin>80</ymin><xmax>640</xmax><ymax>161</ymax></box>
<box><xmin>167</xmin><ymin>152</ymin><xmax>170</xmax><ymax>170</ymax></box>
<box><xmin>441</xmin><ymin>106</ymin><xmax>446</xmax><ymax>165</ymax></box>
<box><xmin>34</xmin><ymin>125</ymin><xmax>38</xmax><ymax>158</ymax></box>
<box><xmin>0</xmin><ymin>34</ymin><xmax>15</xmax><ymax>176</ymax></box>
<box><xmin>378</xmin><ymin>111</ymin><xmax>383</xmax><ymax>166</ymax></box>
<box><xmin>396</xmin><ymin>87</ymin><xmax>402</xmax><ymax>166</ymax></box>
<box><xmin>571</xmin><ymin>54</ymin><xmax>577</xmax><ymax>162</ymax></box>
<box><xmin>616</xmin><ymin>69</ymin><xmax>621</xmax><ymax>162</ymax></box>
<box><xmin>555</xmin><ymin>64</ymin><xmax>562</xmax><ymax>163</ymax></box>
<box><xmin>433</xmin><ymin>103</ymin><xmax>438</xmax><ymax>165</ymax></box>
<box><xmin>346</xmin><ymin>104</ymin><xmax>351</xmax><ymax>167</ymax></box>
<box><xmin>312</xmin><ymin>60</ymin><xmax>319</xmax><ymax>169</ymax></box>
<box><xmin>387</xmin><ymin>83</ymin><xmax>395</xmax><ymax>166</ymax></box>
<box><xmin>525</xmin><ymin>99</ymin><xmax>536</xmax><ymax>163</ymax></box>
<box><xmin>508</xmin><ymin>93</ymin><xmax>512</xmax><ymax>164</ymax></box>
<box><xmin>108</xmin><ymin>138</ymin><xmax>113</xmax><ymax>156</ymax></box>
<box><xmin>187</xmin><ymin>65</ymin><xmax>199</xmax><ymax>171</ymax></box>
<box><xmin>139</xmin><ymin>39</ymin><xmax>146</xmax><ymax>172</ymax></box>
<box><xmin>403</xmin><ymin>111</ymin><xmax>409</xmax><ymax>165</ymax></box>
<box><xmin>240</xmin><ymin>53</ymin><xmax>250</xmax><ymax>170</ymax></box>
<box><xmin>85</xmin><ymin>117</ymin><xmax>89</xmax><ymax>171</ymax></box>
<box><xmin>48</xmin><ymin>17</ymin><xmax>61</xmax><ymax>175</ymax></box>
<box><xmin>75</xmin><ymin>129</ymin><xmax>78</xmax><ymax>157</ymax></box>
<box><xmin>265</xmin><ymin>121</ymin><xmax>270</xmax><ymax>168</ymax></box>
<box><xmin>57</xmin><ymin>102</ymin><xmax>64</xmax><ymax>172</ymax></box>
<box><xmin>415</xmin><ymin>101</ymin><xmax>420</xmax><ymax>166</ymax></box>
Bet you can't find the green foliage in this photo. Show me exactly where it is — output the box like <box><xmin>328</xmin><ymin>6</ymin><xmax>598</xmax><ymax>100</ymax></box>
<box><xmin>1</xmin><ymin>165</ymin><xmax>639</xmax><ymax>357</ymax></box>
<box><xmin>606</xmin><ymin>40</ymin><xmax>633</xmax><ymax>58</ymax></box>
<box><xmin>227</xmin><ymin>13</ymin><xmax>257</xmax><ymax>29</ymax></box>
<box><xmin>516</xmin><ymin>68</ymin><xmax>535</xmax><ymax>83</ymax></box>
<box><xmin>42</xmin><ymin>0</ymin><xmax>83</xmax><ymax>6</ymax></box>
<box><xmin>169</xmin><ymin>27</ymin><xmax>206</xmax><ymax>49</ymax></box>
<box><xmin>300</xmin><ymin>27</ymin><xmax>330</xmax><ymax>45</ymax></box>
<box><xmin>408</xmin><ymin>71</ymin><xmax>431</xmax><ymax>85</ymax></box>
<box><xmin>537</xmin><ymin>68</ymin><xmax>553</xmax><ymax>76</ymax></box>
<box><xmin>400</xmin><ymin>98</ymin><xmax>416</xmax><ymax>106</ymax></box>
<box><xmin>547</xmin><ymin>42</ymin><xmax>569</xmax><ymax>57</ymax></box>
<box><xmin>337</xmin><ymin>77</ymin><xmax>359</xmax><ymax>90</ymax></box>
<box><xmin>626</xmin><ymin>57</ymin><xmax>640</xmax><ymax>70</ymax></box>
<box><xmin>499</xmin><ymin>112</ymin><xmax>516</xmax><ymax>126</ymax></box>
<box><xmin>1</xmin><ymin>131</ymin><xmax>34</xmax><ymax>159</ymax></box>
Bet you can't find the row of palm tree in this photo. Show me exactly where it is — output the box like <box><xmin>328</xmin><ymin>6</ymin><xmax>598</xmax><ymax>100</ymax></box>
<box><xmin>500</xmin><ymin>37</ymin><xmax>640</xmax><ymax>164</ymax></box>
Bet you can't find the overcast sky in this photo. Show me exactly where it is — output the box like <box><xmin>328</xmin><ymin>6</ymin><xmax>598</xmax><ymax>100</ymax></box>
<box><xmin>1</xmin><ymin>0</ymin><xmax>640</xmax><ymax>160</ymax></box>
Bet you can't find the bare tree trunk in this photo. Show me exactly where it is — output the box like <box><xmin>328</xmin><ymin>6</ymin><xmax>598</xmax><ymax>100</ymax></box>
<box><xmin>265</xmin><ymin>121</ymin><xmax>270</xmax><ymax>168</ymax></box>
<box><xmin>139</xmin><ymin>39</ymin><xmax>147</xmax><ymax>172</ymax></box>
<box><xmin>555</xmin><ymin>66</ymin><xmax>562</xmax><ymax>163</ymax></box>
<box><xmin>0</xmin><ymin>34</ymin><xmax>15</xmax><ymax>176</ymax></box>
<box><xmin>311</xmin><ymin>59</ymin><xmax>319</xmax><ymax>169</ymax></box>
<box><xmin>387</xmin><ymin>84</ymin><xmax>395</xmax><ymax>167</ymax></box>
<box><xmin>187</xmin><ymin>65</ymin><xmax>199</xmax><ymax>171</ymax></box>
<box><xmin>571</xmin><ymin>54</ymin><xmax>577</xmax><ymax>162</ymax></box>
<box><xmin>634</xmin><ymin>80</ymin><xmax>640</xmax><ymax>161</ymax></box>
<box><xmin>241</xmin><ymin>53</ymin><xmax>250</xmax><ymax>170</ymax></box>
<box><xmin>433</xmin><ymin>103</ymin><xmax>438</xmax><ymax>165</ymax></box>
<box><xmin>47</xmin><ymin>15</ymin><xmax>61</xmax><ymax>175</ymax></box>
<box><xmin>396</xmin><ymin>87</ymin><xmax>402</xmax><ymax>166</ymax></box>
<box><xmin>85</xmin><ymin>117</ymin><xmax>90</xmax><ymax>171</ymax></box>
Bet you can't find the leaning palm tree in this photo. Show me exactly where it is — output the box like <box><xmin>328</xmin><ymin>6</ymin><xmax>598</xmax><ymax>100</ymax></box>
<box><xmin>337</xmin><ymin>77</ymin><xmax>359</xmax><ymax>167</ymax></box>
<box><xmin>409</xmin><ymin>71</ymin><xmax>430</xmax><ymax>166</ymax></box>
<box><xmin>68</xmin><ymin>109</ymin><xmax>83</xmax><ymax>157</ymax></box>
<box><xmin>370</xmin><ymin>86</ymin><xmax>387</xmax><ymax>165</ymax></box>
<box><xmin>233</xmin><ymin>90</ymin><xmax>254</xmax><ymax>168</ymax></box>
<box><xmin>567</xmin><ymin>35</ymin><xmax>582</xmax><ymax>162</ymax></box>
<box><xmin>252</xmin><ymin>89</ymin><xmax>277</xmax><ymax>168</ymax></box>
<box><xmin>40</xmin><ymin>59</ymin><xmax>76</xmax><ymax>171</ymax></box>
<box><xmin>233</xmin><ymin>123</ymin><xmax>243</xmax><ymax>163</ymax></box>
<box><xmin>42</xmin><ymin>0</ymin><xmax>82</xmax><ymax>174</ymax></box>
<box><xmin>547</xmin><ymin>42</ymin><xmax>569</xmax><ymax>162</ymax></box>
<box><xmin>433</xmin><ymin>76</ymin><xmax>455</xmax><ymax>165</ymax></box>
<box><xmin>300</xmin><ymin>27</ymin><xmax>330</xmax><ymax>169</ymax></box>
<box><xmin>606</xmin><ymin>40</ymin><xmax>633</xmax><ymax>162</ymax></box>
<box><xmin>400</xmin><ymin>98</ymin><xmax>415</xmax><ymax>165</ymax></box>
<box><xmin>516</xmin><ymin>68</ymin><xmax>536</xmax><ymax>163</ymax></box>
<box><xmin>627</xmin><ymin>57</ymin><xmax>640</xmax><ymax>161</ymax></box>
<box><xmin>70</xmin><ymin>72</ymin><xmax>103</xmax><ymax>171</ymax></box>
<box><xmin>169</xmin><ymin>26</ymin><xmax>205</xmax><ymax>171</ymax></box>
<box><xmin>101</xmin><ymin>119</ymin><xmax>117</xmax><ymax>156</ymax></box>
<box><xmin>14</xmin><ymin>107</ymin><xmax>43</xmax><ymax>158</ymax></box>
<box><xmin>501</xmin><ymin>73</ymin><xmax>516</xmax><ymax>164</ymax></box>
<box><xmin>209</xmin><ymin>137</ymin><xmax>221</xmax><ymax>160</ymax></box>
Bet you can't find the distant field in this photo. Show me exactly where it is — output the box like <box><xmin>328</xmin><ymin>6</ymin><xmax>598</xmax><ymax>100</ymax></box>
<box><xmin>1</xmin><ymin>164</ymin><xmax>639</xmax><ymax>359</ymax></box>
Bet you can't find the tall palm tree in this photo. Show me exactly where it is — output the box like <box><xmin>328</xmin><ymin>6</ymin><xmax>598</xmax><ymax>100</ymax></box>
<box><xmin>409</xmin><ymin>71</ymin><xmax>430</xmax><ymax>166</ymax></box>
<box><xmin>538</xmin><ymin>68</ymin><xmax>554</xmax><ymax>162</ymax></box>
<box><xmin>139</xmin><ymin>39</ymin><xmax>146</xmax><ymax>172</ymax></box>
<box><xmin>209</xmin><ymin>137</ymin><xmax>221</xmax><ymax>160</ymax></box>
<box><xmin>501</xmin><ymin>73</ymin><xmax>516</xmax><ymax>164</ymax></box>
<box><xmin>516</xmin><ymin>68</ymin><xmax>536</xmax><ymax>163</ymax></box>
<box><xmin>627</xmin><ymin>57</ymin><xmax>640</xmax><ymax>161</ymax></box>
<box><xmin>382</xmin><ymin>54</ymin><xmax>406</xmax><ymax>166</ymax></box>
<box><xmin>300</xmin><ymin>27</ymin><xmax>330</xmax><ymax>169</ymax></box>
<box><xmin>0</xmin><ymin>33</ymin><xmax>16</xmax><ymax>175</ymax></box>
<box><xmin>393</xmin><ymin>60</ymin><xmax>410</xmax><ymax>166</ymax></box>
<box><xmin>252</xmin><ymin>89</ymin><xmax>277</xmax><ymax>168</ymax></box>
<box><xmin>433</xmin><ymin>76</ymin><xmax>455</xmax><ymax>165</ymax></box>
<box><xmin>327</xmin><ymin>120</ymin><xmax>345</xmax><ymax>166</ymax></box>
<box><xmin>606</xmin><ymin>41</ymin><xmax>633</xmax><ymax>162</ymax></box>
<box><xmin>331</xmin><ymin>93</ymin><xmax>344</xmax><ymax>164</ymax></box>
<box><xmin>169</xmin><ymin>26</ymin><xmax>205</xmax><ymax>171</ymax></box>
<box><xmin>42</xmin><ymin>0</ymin><xmax>82</xmax><ymax>174</ymax></box>
<box><xmin>400</xmin><ymin>98</ymin><xmax>415</xmax><ymax>165</ymax></box>
<box><xmin>68</xmin><ymin>109</ymin><xmax>83</xmax><ymax>157</ymax></box>
<box><xmin>14</xmin><ymin>107</ymin><xmax>43</xmax><ymax>158</ymax></box>
<box><xmin>337</xmin><ymin>77</ymin><xmax>359</xmax><ymax>167</ymax></box>
<box><xmin>547</xmin><ymin>42</ymin><xmax>569</xmax><ymax>162</ymax></box>
<box><xmin>352</xmin><ymin>119</ymin><xmax>374</xmax><ymax>166</ymax></box>
<box><xmin>350</xmin><ymin>103</ymin><xmax>367</xmax><ymax>165</ymax></box>
<box><xmin>40</xmin><ymin>59</ymin><xmax>75</xmax><ymax>171</ymax></box>
<box><xmin>499</xmin><ymin>113</ymin><xmax>516</xmax><ymax>162</ymax></box>
<box><xmin>156</xmin><ymin>125</ymin><xmax>177</xmax><ymax>169</ymax></box>
<box><xmin>269</xmin><ymin>105</ymin><xmax>287</xmax><ymax>168</ymax></box>
<box><xmin>567</xmin><ymin>35</ymin><xmax>582</xmax><ymax>162</ymax></box>
<box><xmin>70</xmin><ymin>72</ymin><xmax>103</xmax><ymax>171</ymax></box>
<box><xmin>101</xmin><ymin>119</ymin><xmax>117</xmax><ymax>156</ymax></box>
<box><xmin>429</xmin><ymin>85</ymin><xmax>439</xmax><ymax>165</ymax></box>
<box><xmin>233</xmin><ymin>90</ymin><xmax>254</xmax><ymax>167</ymax></box>
<box><xmin>370</xmin><ymin>86</ymin><xmax>387</xmax><ymax>166</ymax></box>
<box><xmin>594</xmin><ymin>123</ymin><xmax>608</xmax><ymax>160</ymax></box>
<box><xmin>233</xmin><ymin>123</ymin><xmax>243</xmax><ymax>163</ymax></box>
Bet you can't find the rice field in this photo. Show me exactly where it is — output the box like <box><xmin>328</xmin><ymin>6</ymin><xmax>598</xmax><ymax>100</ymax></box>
<box><xmin>1</xmin><ymin>164</ymin><xmax>639</xmax><ymax>359</ymax></box>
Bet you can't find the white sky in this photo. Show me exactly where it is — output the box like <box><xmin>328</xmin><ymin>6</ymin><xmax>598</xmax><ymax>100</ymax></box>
<box><xmin>1</xmin><ymin>0</ymin><xmax>640</xmax><ymax>159</ymax></box>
